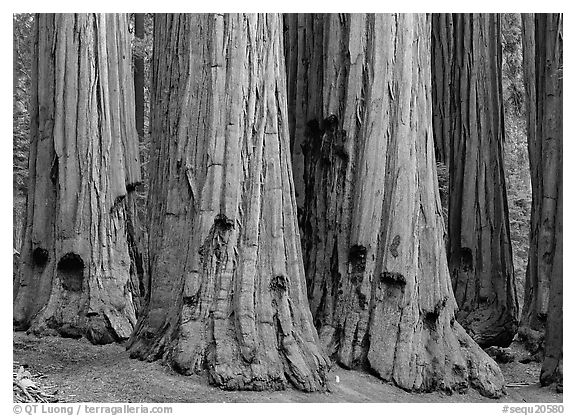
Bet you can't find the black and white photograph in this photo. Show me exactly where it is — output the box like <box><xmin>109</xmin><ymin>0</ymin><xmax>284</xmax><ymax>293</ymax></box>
<box><xmin>10</xmin><ymin>8</ymin><xmax>564</xmax><ymax>410</ymax></box>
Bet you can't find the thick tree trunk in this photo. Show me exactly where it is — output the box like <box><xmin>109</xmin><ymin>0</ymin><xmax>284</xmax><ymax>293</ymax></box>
<box><xmin>13</xmin><ymin>14</ymin><xmax>144</xmax><ymax>344</ymax></box>
<box><xmin>431</xmin><ymin>14</ymin><xmax>519</xmax><ymax>347</ymax></box>
<box><xmin>520</xmin><ymin>13</ymin><xmax>563</xmax><ymax>385</ymax></box>
<box><xmin>127</xmin><ymin>13</ymin><xmax>329</xmax><ymax>392</ymax></box>
<box><xmin>285</xmin><ymin>13</ymin><xmax>505</xmax><ymax>398</ymax></box>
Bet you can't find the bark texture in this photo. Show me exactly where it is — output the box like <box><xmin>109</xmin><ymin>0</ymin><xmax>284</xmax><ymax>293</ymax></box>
<box><xmin>520</xmin><ymin>13</ymin><xmax>563</xmax><ymax>385</ymax></box>
<box><xmin>285</xmin><ymin>13</ymin><xmax>505</xmax><ymax>397</ymax></box>
<box><xmin>13</xmin><ymin>13</ymin><xmax>144</xmax><ymax>344</ymax></box>
<box><xmin>127</xmin><ymin>13</ymin><xmax>329</xmax><ymax>392</ymax></box>
<box><xmin>431</xmin><ymin>14</ymin><xmax>519</xmax><ymax>347</ymax></box>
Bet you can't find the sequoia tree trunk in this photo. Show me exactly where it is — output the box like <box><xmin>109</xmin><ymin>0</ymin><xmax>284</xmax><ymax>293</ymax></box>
<box><xmin>127</xmin><ymin>13</ymin><xmax>329</xmax><ymax>392</ymax></box>
<box><xmin>13</xmin><ymin>13</ymin><xmax>144</xmax><ymax>344</ymax></box>
<box><xmin>285</xmin><ymin>14</ymin><xmax>504</xmax><ymax>397</ymax></box>
<box><xmin>520</xmin><ymin>13</ymin><xmax>563</xmax><ymax>385</ymax></box>
<box><xmin>431</xmin><ymin>13</ymin><xmax>519</xmax><ymax>347</ymax></box>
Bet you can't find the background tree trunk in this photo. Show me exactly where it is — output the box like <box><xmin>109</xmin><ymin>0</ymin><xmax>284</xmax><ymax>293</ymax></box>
<box><xmin>13</xmin><ymin>14</ymin><xmax>34</xmax><ymax>277</ymax></box>
<box><xmin>520</xmin><ymin>13</ymin><xmax>563</xmax><ymax>385</ymax></box>
<box><xmin>283</xmin><ymin>13</ymin><xmax>325</xmax><ymax>217</ymax></box>
<box><xmin>431</xmin><ymin>13</ymin><xmax>454</xmax><ymax>167</ymax></box>
<box><xmin>13</xmin><ymin>13</ymin><xmax>144</xmax><ymax>344</ymax></box>
<box><xmin>285</xmin><ymin>13</ymin><xmax>504</xmax><ymax>397</ymax></box>
<box><xmin>13</xmin><ymin>18</ymin><xmax>24</xmax><ymax>262</ymax></box>
<box><xmin>431</xmin><ymin>13</ymin><xmax>519</xmax><ymax>347</ymax></box>
<box><xmin>127</xmin><ymin>13</ymin><xmax>329</xmax><ymax>392</ymax></box>
<box><xmin>134</xmin><ymin>13</ymin><xmax>145</xmax><ymax>141</ymax></box>
<box><xmin>128</xmin><ymin>12</ymin><xmax>148</xmax><ymax>313</ymax></box>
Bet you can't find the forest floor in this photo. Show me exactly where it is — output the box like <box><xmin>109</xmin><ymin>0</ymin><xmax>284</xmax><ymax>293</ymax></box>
<box><xmin>13</xmin><ymin>331</ymin><xmax>562</xmax><ymax>403</ymax></box>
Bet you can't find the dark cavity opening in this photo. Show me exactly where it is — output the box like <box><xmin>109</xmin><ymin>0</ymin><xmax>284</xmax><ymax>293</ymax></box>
<box><xmin>423</xmin><ymin>310</ymin><xmax>440</xmax><ymax>331</ymax></box>
<box><xmin>183</xmin><ymin>294</ymin><xmax>199</xmax><ymax>309</ymax></box>
<box><xmin>357</xmin><ymin>292</ymin><xmax>367</xmax><ymax>309</ymax></box>
<box><xmin>304</xmin><ymin>119</ymin><xmax>323</xmax><ymax>157</ymax></box>
<box><xmin>270</xmin><ymin>275</ymin><xmax>288</xmax><ymax>292</ymax></box>
<box><xmin>32</xmin><ymin>247</ymin><xmax>49</xmax><ymax>268</ymax></box>
<box><xmin>322</xmin><ymin>114</ymin><xmax>339</xmax><ymax>134</ymax></box>
<box><xmin>537</xmin><ymin>312</ymin><xmax>547</xmax><ymax>322</ymax></box>
<box><xmin>57</xmin><ymin>253</ymin><xmax>85</xmax><ymax>292</ymax></box>
<box><xmin>349</xmin><ymin>245</ymin><xmax>367</xmax><ymax>272</ymax></box>
<box><xmin>126</xmin><ymin>181</ymin><xmax>141</xmax><ymax>193</ymax></box>
<box><xmin>460</xmin><ymin>247</ymin><xmax>473</xmax><ymax>272</ymax></box>
<box><xmin>305</xmin><ymin>119</ymin><xmax>321</xmax><ymax>140</ymax></box>
<box><xmin>380</xmin><ymin>271</ymin><xmax>406</xmax><ymax>286</ymax></box>
<box><xmin>214</xmin><ymin>213</ymin><xmax>234</xmax><ymax>231</ymax></box>
<box><xmin>389</xmin><ymin>235</ymin><xmax>401</xmax><ymax>257</ymax></box>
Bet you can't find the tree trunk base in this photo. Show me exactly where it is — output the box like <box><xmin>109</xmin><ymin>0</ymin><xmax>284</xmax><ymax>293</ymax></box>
<box><xmin>540</xmin><ymin>357</ymin><xmax>562</xmax><ymax>387</ymax></box>
<box><xmin>128</xmin><ymin>312</ymin><xmax>330</xmax><ymax>392</ymax></box>
<box><xmin>457</xmin><ymin>307</ymin><xmax>518</xmax><ymax>348</ymax></box>
<box><xmin>517</xmin><ymin>325</ymin><xmax>545</xmax><ymax>354</ymax></box>
<box><xmin>16</xmin><ymin>307</ymin><xmax>136</xmax><ymax>345</ymax></box>
<box><xmin>320</xmin><ymin>317</ymin><xmax>505</xmax><ymax>398</ymax></box>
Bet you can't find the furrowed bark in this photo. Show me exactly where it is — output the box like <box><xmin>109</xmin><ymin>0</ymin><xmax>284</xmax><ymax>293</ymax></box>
<box><xmin>13</xmin><ymin>13</ymin><xmax>144</xmax><ymax>344</ymax></box>
<box><xmin>127</xmin><ymin>13</ymin><xmax>329</xmax><ymax>392</ymax></box>
<box><xmin>285</xmin><ymin>13</ymin><xmax>505</xmax><ymax>398</ymax></box>
<box><xmin>431</xmin><ymin>14</ymin><xmax>519</xmax><ymax>347</ymax></box>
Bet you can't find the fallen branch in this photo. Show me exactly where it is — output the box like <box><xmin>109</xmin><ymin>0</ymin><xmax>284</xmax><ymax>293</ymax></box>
<box><xmin>13</xmin><ymin>363</ymin><xmax>58</xmax><ymax>403</ymax></box>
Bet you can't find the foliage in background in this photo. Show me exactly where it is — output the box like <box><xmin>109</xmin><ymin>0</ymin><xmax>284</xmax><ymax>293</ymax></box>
<box><xmin>502</xmin><ymin>13</ymin><xmax>525</xmax><ymax>117</ymax></box>
<box><xmin>436</xmin><ymin>161</ymin><xmax>449</xmax><ymax>232</ymax></box>
<box><xmin>501</xmin><ymin>13</ymin><xmax>531</xmax><ymax>314</ymax></box>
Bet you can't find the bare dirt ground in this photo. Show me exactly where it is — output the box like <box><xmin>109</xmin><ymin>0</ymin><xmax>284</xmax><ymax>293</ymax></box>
<box><xmin>13</xmin><ymin>331</ymin><xmax>562</xmax><ymax>403</ymax></box>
